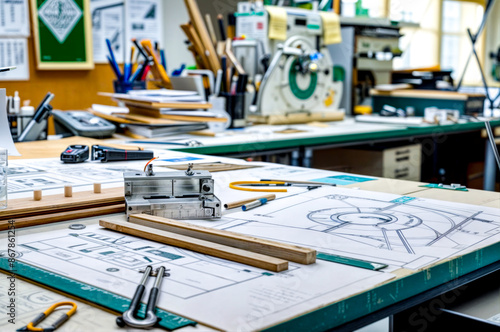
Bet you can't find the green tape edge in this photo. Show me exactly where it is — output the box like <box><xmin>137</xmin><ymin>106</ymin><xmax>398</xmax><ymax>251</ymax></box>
<box><xmin>317</xmin><ymin>252</ymin><xmax>388</xmax><ymax>271</ymax></box>
<box><xmin>0</xmin><ymin>259</ymin><xmax>196</xmax><ymax>330</ymax></box>
<box><xmin>263</xmin><ymin>241</ymin><xmax>500</xmax><ymax>331</ymax></box>
<box><xmin>419</xmin><ymin>184</ymin><xmax>469</xmax><ymax>192</ymax></box>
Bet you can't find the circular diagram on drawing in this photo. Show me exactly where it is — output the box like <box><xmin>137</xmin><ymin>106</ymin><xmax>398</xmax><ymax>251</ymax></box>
<box><xmin>308</xmin><ymin>207</ymin><xmax>435</xmax><ymax>252</ymax></box>
<box><xmin>309</xmin><ymin>208</ymin><xmax>422</xmax><ymax>231</ymax></box>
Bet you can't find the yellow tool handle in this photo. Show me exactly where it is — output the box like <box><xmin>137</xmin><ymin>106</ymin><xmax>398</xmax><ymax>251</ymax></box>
<box><xmin>140</xmin><ymin>39</ymin><xmax>172</xmax><ymax>89</ymax></box>
<box><xmin>229</xmin><ymin>181</ymin><xmax>288</xmax><ymax>192</ymax></box>
<box><xmin>27</xmin><ymin>302</ymin><xmax>77</xmax><ymax>331</ymax></box>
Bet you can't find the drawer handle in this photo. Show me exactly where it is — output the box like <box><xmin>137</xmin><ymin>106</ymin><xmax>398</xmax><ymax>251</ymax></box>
<box><xmin>396</xmin><ymin>150</ymin><xmax>410</xmax><ymax>155</ymax></box>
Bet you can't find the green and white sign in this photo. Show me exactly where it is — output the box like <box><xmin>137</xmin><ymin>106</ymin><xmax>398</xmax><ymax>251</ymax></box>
<box><xmin>31</xmin><ymin>0</ymin><xmax>93</xmax><ymax>69</ymax></box>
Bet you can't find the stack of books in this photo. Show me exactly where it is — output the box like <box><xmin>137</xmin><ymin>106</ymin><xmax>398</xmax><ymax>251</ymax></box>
<box><xmin>94</xmin><ymin>89</ymin><xmax>227</xmax><ymax>138</ymax></box>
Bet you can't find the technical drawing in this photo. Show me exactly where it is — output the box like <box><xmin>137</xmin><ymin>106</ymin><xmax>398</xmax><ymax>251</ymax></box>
<box><xmin>224</xmin><ymin>188</ymin><xmax>500</xmax><ymax>269</ymax></box>
<box><xmin>9</xmin><ymin>224</ymin><xmax>394</xmax><ymax>331</ymax></box>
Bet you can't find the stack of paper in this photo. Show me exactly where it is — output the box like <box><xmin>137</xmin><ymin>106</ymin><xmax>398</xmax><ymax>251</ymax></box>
<box><xmin>94</xmin><ymin>89</ymin><xmax>227</xmax><ymax>137</ymax></box>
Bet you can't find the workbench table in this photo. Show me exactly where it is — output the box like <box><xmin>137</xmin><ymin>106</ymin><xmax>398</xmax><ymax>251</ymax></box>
<box><xmin>1</xmin><ymin>147</ymin><xmax>499</xmax><ymax>331</ymax></box>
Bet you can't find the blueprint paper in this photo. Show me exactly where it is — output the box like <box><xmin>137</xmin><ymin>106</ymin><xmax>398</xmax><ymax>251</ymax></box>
<box><xmin>0</xmin><ymin>39</ymin><xmax>29</xmax><ymax>81</ymax></box>
<box><xmin>226</xmin><ymin>187</ymin><xmax>500</xmax><ymax>270</ymax></box>
<box><xmin>0</xmin><ymin>0</ymin><xmax>30</xmax><ymax>36</ymax></box>
<box><xmin>91</xmin><ymin>0</ymin><xmax>125</xmax><ymax>63</ymax></box>
<box><xmin>9</xmin><ymin>224</ymin><xmax>394</xmax><ymax>331</ymax></box>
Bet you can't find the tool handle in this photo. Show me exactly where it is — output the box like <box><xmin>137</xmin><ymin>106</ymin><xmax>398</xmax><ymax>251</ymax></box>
<box><xmin>146</xmin><ymin>287</ymin><xmax>160</xmax><ymax>314</ymax></box>
<box><xmin>129</xmin><ymin>284</ymin><xmax>146</xmax><ymax>315</ymax></box>
<box><xmin>102</xmin><ymin>150</ymin><xmax>154</xmax><ymax>162</ymax></box>
<box><xmin>30</xmin><ymin>313</ymin><xmax>46</xmax><ymax>326</ymax></box>
<box><xmin>52</xmin><ymin>313</ymin><xmax>70</xmax><ymax>329</ymax></box>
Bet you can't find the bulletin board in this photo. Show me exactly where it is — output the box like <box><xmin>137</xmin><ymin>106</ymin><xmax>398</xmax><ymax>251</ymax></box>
<box><xmin>30</xmin><ymin>0</ymin><xmax>94</xmax><ymax>70</ymax></box>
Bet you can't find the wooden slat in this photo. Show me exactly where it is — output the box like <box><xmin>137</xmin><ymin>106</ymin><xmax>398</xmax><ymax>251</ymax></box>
<box><xmin>0</xmin><ymin>204</ymin><xmax>125</xmax><ymax>230</ymax></box>
<box><xmin>127</xmin><ymin>105</ymin><xmax>226</xmax><ymax>123</ymax></box>
<box><xmin>99</xmin><ymin>218</ymin><xmax>288</xmax><ymax>272</ymax></box>
<box><xmin>0</xmin><ymin>187</ymin><xmax>124</xmax><ymax>220</ymax></box>
<box><xmin>181</xmin><ymin>23</ymin><xmax>211</xmax><ymax>69</ymax></box>
<box><xmin>129</xmin><ymin>214</ymin><xmax>316</xmax><ymax>264</ymax></box>
<box><xmin>97</xmin><ymin>92</ymin><xmax>212</xmax><ymax>109</ymax></box>
<box><xmin>184</xmin><ymin>0</ymin><xmax>221</xmax><ymax>73</ymax></box>
<box><xmin>116</xmin><ymin>113</ymin><xmax>187</xmax><ymax>125</ymax></box>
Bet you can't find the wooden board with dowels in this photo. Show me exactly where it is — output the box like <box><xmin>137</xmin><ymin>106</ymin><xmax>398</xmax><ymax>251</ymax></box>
<box><xmin>1</xmin><ymin>204</ymin><xmax>124</xmax><ymax>230</ymax></box>
<box><xmin>0</xmin><ymin>186</ymin><xmax>124</xmax><ymax>227</ymax></box>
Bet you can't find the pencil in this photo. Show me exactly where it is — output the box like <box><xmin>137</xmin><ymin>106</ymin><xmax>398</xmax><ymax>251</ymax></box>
<box><xmin>132</xmin><ymin>38</ymin><xmax>149</xmax><ymax>60</ymax></box>
<box><xmin>217</xmin><ymin>14</ymin><xmax>226</xmax><ymax>41</ymax></box>
<box><xmin>224</xmin><ymin>194</ymin><xmax>276</xmax><ymax>209</ymax></box>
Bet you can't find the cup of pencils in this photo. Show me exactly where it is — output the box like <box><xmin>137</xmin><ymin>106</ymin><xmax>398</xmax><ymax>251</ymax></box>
<box><xmin>113</xmin><ymin>80</ymin><xmax>146</xmax><ymax>94</ymax></box>
<box><xmin>106</xmin><ymin>38</ymin><xmax>150</xmax><ymax>93</ymax></box>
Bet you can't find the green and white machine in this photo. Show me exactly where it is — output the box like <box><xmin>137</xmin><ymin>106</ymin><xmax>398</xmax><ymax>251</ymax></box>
<box><xmin>235</xmin><ymin>4</ymin><xmax>344</xmax><ymax>121</ymax></box>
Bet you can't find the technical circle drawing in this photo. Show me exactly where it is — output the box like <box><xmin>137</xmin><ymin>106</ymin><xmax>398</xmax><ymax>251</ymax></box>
<box><xmin>307</xmin><ymin>206</ymin><xmax>449</xmax><ymax>253</ymax></box>
<box><xmin>310</xmin><ymin>208</ymin><xmax>423</xmax><ymax>231</ymax></box>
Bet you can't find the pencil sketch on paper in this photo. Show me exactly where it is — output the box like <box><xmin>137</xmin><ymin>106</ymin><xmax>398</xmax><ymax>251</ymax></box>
<box><xmin>9</xmin><ymin>224</ymin><xmax>393</xmax><ymax>331</ymax></box>
<box><xmin>224</xmin><ymin>187</ymin><xmax>500</xmax><ymax>270</ymax></box>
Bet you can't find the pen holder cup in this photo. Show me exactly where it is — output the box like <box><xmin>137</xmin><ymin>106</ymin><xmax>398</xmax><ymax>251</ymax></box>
<box><xmin>113</xmin><ymin>80</ymin><xmax>146</xmax><ymax>94</ymax></box>
<box><xmin>222</xmin><ymin>92</ymin><xmax>246</xmax><ymax>128</ymax></box>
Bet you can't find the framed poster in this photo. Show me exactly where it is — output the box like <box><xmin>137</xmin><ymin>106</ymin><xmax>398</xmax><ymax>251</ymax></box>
<box><xmin>30</xmin><ymin>0</ymin><xmax>94</xmax><ymax>69</ymax></box>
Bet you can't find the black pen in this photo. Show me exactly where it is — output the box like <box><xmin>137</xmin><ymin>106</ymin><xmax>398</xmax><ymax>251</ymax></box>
<box><xmin>236</xmin><ymin>74</ymin><xmax>248</xmax><ymax>93</ymax></box>
<box><xmin>217</xmin><ymin>14</ymin><xmax>226</xmax><ymax>41</ymax></box>
<box><xmin>221</xmin><ymin>55</ymin><xmax>227</xmax><ymax>94</ymax></box>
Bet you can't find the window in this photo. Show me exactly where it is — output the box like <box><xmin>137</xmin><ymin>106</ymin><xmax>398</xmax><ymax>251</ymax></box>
<box><xmin>391</xmin><ymin>0</ymin><xmax>494</xmax><ymax>86</ymax></box>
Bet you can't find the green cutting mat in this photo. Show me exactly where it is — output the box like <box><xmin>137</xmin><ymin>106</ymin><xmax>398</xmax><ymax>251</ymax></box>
<box><xmin>0</xmin><ymin>259</ymin><xmax>196</xmax><ymax>330</ymax></box>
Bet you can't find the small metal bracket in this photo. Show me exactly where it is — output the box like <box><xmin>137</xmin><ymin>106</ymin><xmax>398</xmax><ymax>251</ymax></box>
<box><xmin>185</xmin><ymin>163</ymin><xmax>195</xmax><ymax>176</ymax></box>
<box><xmin>146</xmin><ymin>164</ymin><xmax>155</xmax><ymax>176</ymax></box>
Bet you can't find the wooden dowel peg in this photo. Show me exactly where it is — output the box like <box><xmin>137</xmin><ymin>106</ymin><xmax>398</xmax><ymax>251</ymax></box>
<box><xmin>33</xmin><ymin>190</ymin><xmax>42</xmax><ymax>201</ymax></box>
<box><xmin>93</xmin><ymin>183</ymin><xmax>102</xmax><ymax>194</ymax></box>
<box><xmin>64</xmin><ymin>185</ymin><xmax>73</xmax><ymax>197</ymax></box>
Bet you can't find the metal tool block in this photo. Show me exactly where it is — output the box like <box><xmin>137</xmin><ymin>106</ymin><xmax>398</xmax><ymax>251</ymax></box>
<box><xmin>124</xmin><ymin>164</ymin><xmax>222</xmax><ymax>219</ymax></box>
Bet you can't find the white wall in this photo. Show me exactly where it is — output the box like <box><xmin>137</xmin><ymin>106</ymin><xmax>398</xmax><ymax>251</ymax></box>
<box><xmin>162</xmin><ymin>0</ymin><xmax>192</xmax><ymax>73</ymax></box>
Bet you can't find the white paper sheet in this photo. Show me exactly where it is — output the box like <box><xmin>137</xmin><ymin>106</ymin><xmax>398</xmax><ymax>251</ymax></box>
<box><xmin>124</xmin><ymin>0</ymin><xmax>163</xmax><ymax>57</ymax></box>
<box><xmin>91</xmin><ymin>0</ymin><xmax>125</xmax><ymax>63</ymax></box>
<box><xmin>225</xmin><ymin>187</ymin><xmax>500</xmax><ymax>270</ymax></box>
<box><xmin>9</xmin><ymin>224</ymin><xmax>394</xmax><ymax>331</ymax></box>
<box><xmin>0</xmin><ymin>38</ymin><xmax>29</xmax><ymax>81</ymax></box>
<box><xmin>0</xmin><ymin>89</ymin><xmax>20</xmax><ymax>155</ymax></box>
<box><xmin>0</xmin><ymin>0</ymin><xmax>30</xmax><ymax>36</ymax></box>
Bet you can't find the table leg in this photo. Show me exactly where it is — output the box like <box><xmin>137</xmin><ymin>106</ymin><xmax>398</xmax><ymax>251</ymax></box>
<box><xmin>303</xmin><ymin>148</ymin><xmax>313</xmax><ymax>168</ymax></box>
<box><xmin>483</xmin><ymin>140</ymin><xmax>497</xmax><ymax>191</ymax></box>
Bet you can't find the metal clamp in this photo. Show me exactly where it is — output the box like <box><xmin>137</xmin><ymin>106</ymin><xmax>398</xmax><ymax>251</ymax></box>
<box><xmin>116</xmin><ymin>266</ymin><xmax>169</xmax><ymax>329</ymax></box>
<box><xmin>17</xmin><ymin>301</ymin><xmax>77</xmax><ymax>332</ymax></box>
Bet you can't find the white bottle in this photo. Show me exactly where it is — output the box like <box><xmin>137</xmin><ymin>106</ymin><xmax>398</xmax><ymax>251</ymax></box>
<box><xmin>13</xmin><ymin>91</ymin><xmax>20</xmax><ymax>114</ymax></box>
<box><xmin>19</xmin><ymin>105</ymin><xmax>34</xmax><ymax>137</ymax></box>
